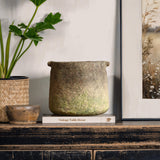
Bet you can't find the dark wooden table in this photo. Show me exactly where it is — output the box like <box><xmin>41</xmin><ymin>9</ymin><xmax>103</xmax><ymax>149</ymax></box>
<box><xmin>0</xmin><ymin>121</ymin><xmax>160</xmax><ymax>160</ymax></box>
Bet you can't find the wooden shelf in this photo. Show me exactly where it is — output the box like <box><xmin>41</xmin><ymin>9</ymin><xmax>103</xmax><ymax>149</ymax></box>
<box><xmin>0</xmin><ymin>121</ymin><xmax>160</xmax><ymax>159</ymax></box>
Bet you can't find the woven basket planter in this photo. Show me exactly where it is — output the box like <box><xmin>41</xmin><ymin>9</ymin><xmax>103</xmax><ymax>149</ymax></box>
<box><xmin>0</xmin><ymin>76</ymin><xmax>29</xmax><ymax>122</ymax></box>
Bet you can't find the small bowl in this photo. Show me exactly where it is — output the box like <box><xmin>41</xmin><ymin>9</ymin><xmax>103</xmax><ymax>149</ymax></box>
<box><xmin>6</xmin><ymin>105</ymin><xmax>40</xmax><ymax>124</ymax></box>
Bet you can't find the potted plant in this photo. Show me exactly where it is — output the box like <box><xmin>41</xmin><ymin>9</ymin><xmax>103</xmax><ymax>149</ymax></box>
<box><xmin>0</xmin><ymin>0</ymin><xmax>62</xmax><ymax>122</ymax></box>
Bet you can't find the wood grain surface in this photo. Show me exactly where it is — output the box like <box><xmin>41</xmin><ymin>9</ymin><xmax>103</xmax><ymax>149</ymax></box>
<box><xmin>0</xmin><ymin>122</ymin><xmax>160</xmax><ymax>151</ymax></box>
<box><xmin>0</xmin><ymin>151</ymin><xmax>91</xmax><ymax>160</ymax></box>
<box><xmin>0</xmin><ymin>122</ymin><xmax>160</xmax><ymax>159</ymax></box>
<box><xmin>95</xmin><ymin>150</ymin><xmax>160</xmax><ymax>160</ymax></box>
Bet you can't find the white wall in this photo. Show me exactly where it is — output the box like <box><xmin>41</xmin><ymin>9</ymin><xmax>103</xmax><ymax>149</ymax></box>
<box><xmin>0</xmin><ymin>0</ymin><xmax>120</xmax><ymax>120</ymax></box>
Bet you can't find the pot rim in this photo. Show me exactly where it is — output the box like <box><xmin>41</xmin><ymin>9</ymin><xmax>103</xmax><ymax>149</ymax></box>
<box><xmin>48</xmin><ymin>61</ymin><xmax>110</xmax><ymax>67</ymax></box>
<box><xmin>6</xmin><ymin>105</ymin><xmax>40</xmax><ymax>110</ymax></box>
<box><xmin>0</xmin><ymin>76</ymin><xmax>29</xmax><ymax>80</ymax></box>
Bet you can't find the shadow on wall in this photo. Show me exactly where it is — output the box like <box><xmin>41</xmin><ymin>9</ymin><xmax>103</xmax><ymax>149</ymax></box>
<box><xmin>29</xmin><ymin>77</ymin><xmax>51</xmax><ymax>121</ymax></box>
<box><xmin>113</xmin><ymin>0</ymin><xmax>121</xmax><ymax>121</ymax></box>
<box><xmin>0</xmin><ymin>0</ymin><xmax>24</xmax><ymax>9</ymax></box>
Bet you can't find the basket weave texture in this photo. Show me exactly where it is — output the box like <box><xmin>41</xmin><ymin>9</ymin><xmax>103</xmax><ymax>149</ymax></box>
<box><xmin>0</xmin><ymin>78</ymin><xmax>29</xmax><ymax>122</ymax></box>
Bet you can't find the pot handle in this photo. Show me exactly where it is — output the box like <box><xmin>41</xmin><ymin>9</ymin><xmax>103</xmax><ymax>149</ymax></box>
<box><xmin>105</xmin><ymin>61</ymin><xmax>110</xmax><ymax>67</ymax></box>
<box><xmin>48</xmin><ymin>61</ymin><xmax>53</xmax><ymax>67</ymax></box>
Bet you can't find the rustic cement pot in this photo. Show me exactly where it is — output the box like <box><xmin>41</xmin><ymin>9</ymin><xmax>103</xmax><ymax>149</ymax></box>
<box><xmin>6</xmin><ymin>105</ymin><xmax>40</xmax><ymax>124</ymax></box>
<box><xmin>0</xmin><ymin>76</ymin><xmax>29</xmax><ymax>122</ymax></box>
<box><xmin>48</xmin><ymin>61</ymin><xmax>109</xmax><ymax>116</ymax></box>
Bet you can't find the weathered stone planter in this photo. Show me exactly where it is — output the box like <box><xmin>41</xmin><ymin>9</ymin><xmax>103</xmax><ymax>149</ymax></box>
<box><xmin>0</xmin><ymin>76</ymin><xmax>29</xmax><ymax>122</ymax></box>
<box><xmin>48</xmin><ymin>61</ymin><xmax>109</xmax><ymax>116</ymax></box>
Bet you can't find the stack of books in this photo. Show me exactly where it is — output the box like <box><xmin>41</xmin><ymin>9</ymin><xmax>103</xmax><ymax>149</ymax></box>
<box><xmin>42</xmin><ymin>114</ymin><xmax>115</xmax><ymax>124</ymax></box>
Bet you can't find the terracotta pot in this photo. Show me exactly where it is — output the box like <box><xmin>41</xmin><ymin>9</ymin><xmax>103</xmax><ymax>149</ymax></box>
<box><xmin>0</xmin><ymin>76</ymin><xmax>29</xmax><ymax>122</ymax></box>
<box><xmin>48</xmin><ymin>61</ymin><xmax>110</xmax><ymax>116</ymax></box>
<box><xmin>6</xmin><ymin>105</ymin><xmax>40</xmax><ymax>124</ymax></box>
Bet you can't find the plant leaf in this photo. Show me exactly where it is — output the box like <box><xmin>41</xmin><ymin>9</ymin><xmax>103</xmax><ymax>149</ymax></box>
<box><xmin>30</xmin><ymin>0</ymin><xmax>47</xmax><ymax>7</ymax></box>
<box><xmin>44</xmin><ymin>12</ymin><xmax>62</xmax><ymax>25</ymax></box>
<box><xmin>0</xmin><ymin>20</ymin><xmax>4</xmax><ymax>68</ymax></box>
<box><xmin>4</xmin><ymin>31</ymin><xmax>11</xmax><ymax>75</ymax></box>
<box><xmin>34</xmin><ymin>22</ymin><xmax>55</xmax><ymax>32</ymax></box>
<box><xmin>6</xmin><ymin>59</ymin><xmax>17</xmax><ymax>78</ymax></box>
<box><xmin>24</xmin><ymin>28</ymin><xmax>43</xmax><ymax>42</ymax></box>
<box><xmin>18</xmin><ymin>23</ymin><xmax>27</xmax><ymax>29</ymax></box>
<box><xmin>9</xmin><ymin>25</ymin><xmax>22</xmax><ymax>36</ymax></box>
<box><xmin>0</xmin><ymin>62</ymin><xmax>4</xmax><ymax>78</ymax></box>
<box><xmin>34</xmin><ymin>40</ymin><xmax>39</xmax><ymax>46</ymax></box>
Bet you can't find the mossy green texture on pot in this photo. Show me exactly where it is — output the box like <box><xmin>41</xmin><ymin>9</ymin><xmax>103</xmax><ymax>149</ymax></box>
<box><xmin>48</xmin><ymin>61</ymin><xmax>109</xmax><ymax>116</ymax></box>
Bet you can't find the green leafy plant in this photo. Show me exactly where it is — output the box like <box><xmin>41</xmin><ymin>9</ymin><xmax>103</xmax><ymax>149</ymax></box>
<box><xmin>0</xmin><ymin>0</ymin><xmax>62</xmax><ymax>78</ymax></box>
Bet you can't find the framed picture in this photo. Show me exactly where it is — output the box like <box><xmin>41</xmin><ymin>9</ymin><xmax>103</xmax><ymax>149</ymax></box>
<box><xmin>122</xmin><ymin>0</ymin><xmax>160</xmax><ymax>119</ymax></box>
